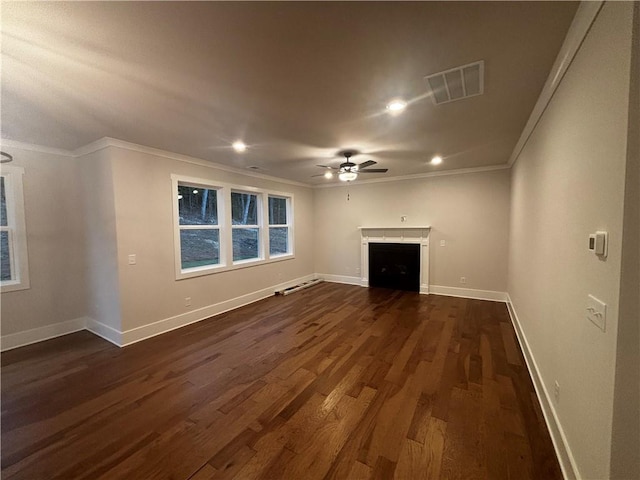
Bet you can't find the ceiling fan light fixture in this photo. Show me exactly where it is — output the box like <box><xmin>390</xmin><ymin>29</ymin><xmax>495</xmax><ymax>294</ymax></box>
<box><xmin>339</xmin><ymin>171</ymin><xmax>358</xmax><ymax>182</ymax></box>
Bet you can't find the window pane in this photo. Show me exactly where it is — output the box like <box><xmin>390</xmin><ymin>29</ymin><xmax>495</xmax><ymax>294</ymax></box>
<box><xmin>180</xmin><ymin>229</ymin><xmax>220</xmax><ymax>269</ymax></box>
<box><xmin>233</xmin><ymin>228</ymin><xmax>259</xmax><ymax>261</ymax></box>
<box><xmin>178</xmin><ymin>186</ymin><xmax>217</xmax><ymax>225</ymax></box>
<box><xmin>269</xmin><ymin>227</ymin><xmax>289</xmax><ymax>255</ymax></box>
<box><xmin>1</xmin><ymin>231</ymin><xmax>11</xmax><ymax>280</ymax></box>
<box><xmin>268</xmin><ymin>197</ymin><xmax>287</xmax><ymax>225</ymax></box>
<box><xmin>1</xmin><ymin>177</ymin><xmax>7</xmax><ymax>227</ymax></box>
<box><xmin>231</xmin><ymin>192</ymin><xmax>257</xmax><ymax>225</ymax></box>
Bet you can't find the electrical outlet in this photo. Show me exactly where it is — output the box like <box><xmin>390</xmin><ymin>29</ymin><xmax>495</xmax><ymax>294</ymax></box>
<box><xmin>460</xmin><ymin>276</ymin><xmax>466</xmax><ymax>284</ymax></box>
<box><xmin>440</xmin><ymin>240</ymin><xmax>446</xmax><ymax>247</ymax></box>
<box><xmin>185</xmin><ymin>297</ymin><xmax>191</xmax><ymax>307</ymax></box>
<box><xmin>128</xmin><ymin>254</ymin><xmax>136</xmax><ymax>265</ymax></box>
<box><xmin>554</xmin><ymin>381</ymin><xmax>560</xmax><ymax>403</ymax></box>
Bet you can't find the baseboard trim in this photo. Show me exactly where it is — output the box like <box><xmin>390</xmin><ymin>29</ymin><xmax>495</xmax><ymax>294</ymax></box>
<box><xmin>119</xmin><ymin>274</ymin><xmax>317</xmax><ymax>347</ymax></box>
<box><xmin>1</xmin><ymin>275</ymin><xmax>318</xmax><ymax>351</ymax></box>
<box><xmin>319</xmin><ymin>278</ymin><xmax>503</xmax><ymax>301</ymax></box>
<box><xmin>429</xmin><ymin>285</ymin><xmax>507</xmax><ymax>302</ymax></box>
<box><xmin>1</xmin><ymin>317</ymin><xmax>87</xmax><ymax>352</ymax></box>
<box><xmin>86</xmin><ymin>318</ymin><xmax>122</xmax><ymax>347</ymax></box>
<box><xmin>506</xmin><ymin>295</ymin><xmax>579</xmax><ymax>480</ymax></box>
<box><xmin>318</xmin><ymin>274</ymin><xmax>363</xmax><ymax>287</ymax></box>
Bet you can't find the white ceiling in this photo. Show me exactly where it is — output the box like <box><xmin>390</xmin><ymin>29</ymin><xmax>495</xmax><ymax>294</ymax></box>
<box><xmin>1</xmin><ymin>1</ymin><xmax>578</xmax><ymax>184</ymax></box>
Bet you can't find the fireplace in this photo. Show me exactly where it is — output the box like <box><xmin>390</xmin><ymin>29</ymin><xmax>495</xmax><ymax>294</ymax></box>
<box><xmin>369</xmin><ymin>243</ymin><xmax>420</xmax><ymax>291</ymax></box>
<box><xmin>359</xmin><ymin>227</ymin><xmax>430</xmax><ymax>294</ymax></box>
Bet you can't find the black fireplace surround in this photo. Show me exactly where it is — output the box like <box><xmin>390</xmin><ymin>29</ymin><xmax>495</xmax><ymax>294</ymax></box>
<box><xmin>368</xmin><ymin>242</ymin><xmax>420</xmax><ymax>292</ymax></box>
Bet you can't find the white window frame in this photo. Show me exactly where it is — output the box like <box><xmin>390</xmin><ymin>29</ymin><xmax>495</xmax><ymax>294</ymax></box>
<box><xmin>231</xmin><ymin>189</ymin><xmax>262</xmax><ymax>264</ymax></box>
<box><xmin>173</xmin><ymin>177</ymin><xmax>225</xmax><ymax>276</ymax></box>
<box><xmin>1</xmin><ymin>165</ymin><xmax>30</xmax><ymax>292</ymax></box>
<box><xmin>267</xmin><ymin>195</ymin><xmax>293</xmax><ymax>258</ymax></box>
<box><xmin>171</xmin><ymin>174</ymin><xmax>294</xmax><ymax>280</ymax></box>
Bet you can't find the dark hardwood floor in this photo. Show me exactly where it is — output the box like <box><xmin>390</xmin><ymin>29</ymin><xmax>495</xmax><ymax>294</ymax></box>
<box><xmin>1</xmin><ymin>283</ymin><xmax>561</xmax><ymax>479</ymax></box>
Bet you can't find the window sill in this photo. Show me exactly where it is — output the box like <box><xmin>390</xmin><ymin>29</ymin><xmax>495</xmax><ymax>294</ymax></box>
<box><xmin>176</xmin><ymin>253</ymin><xmax>294</xmax><ymax>280</ymax></box>
<box><xmin>1</xmin><ymin>280</ymin><xmax>31</xmax><ymax>293</ymax></box>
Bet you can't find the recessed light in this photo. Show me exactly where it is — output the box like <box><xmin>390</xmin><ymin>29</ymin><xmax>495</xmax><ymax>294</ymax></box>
<box><xmin>386</xmin><ymin>99</ymin><xmax>407</xmax><ymax>114</ymax></box>
<box><xmin>431</xmin><ymin>155</ymin><xmax>443</xmax><ymax>165</ymax></box>
<box><xmin>324</xmin><ymin>171</ymin><xmax>333</xmax><ymax>179</ymax></box>
<box><xmin>232</xmin><ymin>141</ymin><xmax>247</xmax><ymax>153</ymax></box>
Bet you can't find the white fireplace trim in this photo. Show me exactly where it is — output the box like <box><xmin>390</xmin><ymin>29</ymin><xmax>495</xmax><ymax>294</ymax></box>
<box><xmin>359</xmin><ymin>227</ymin><xmax>431</xmax><ymax>294</ymax></box>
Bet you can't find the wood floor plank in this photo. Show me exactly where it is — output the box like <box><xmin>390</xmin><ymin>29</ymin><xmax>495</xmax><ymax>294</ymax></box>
<box><xmin>440</xmin><ymin>387</ymin><xmax>487</xmax><ymax>480</ymax></box>
<box><xmin>1</xmin><ymin>283</ymin><xmax>561</xmax><ymax>480</ymax></box>
<box><xmin>189</xmin><ymin>463</ymin><xmax>218</xmax><ymax>480</ymax></box>
<box><xmin>395</xmin><ymin>418</ymin><xmax>446</xmax><ymax>480</ymax></box>
<box><xmin>500</xmin><ymin>322</ymin><xmax>523</xmax><ymax>367</ymax></box>
<box><xmin>365</xmin><ymin>360</ymin><xmax>431</xmax><ymax>466</ymax></box>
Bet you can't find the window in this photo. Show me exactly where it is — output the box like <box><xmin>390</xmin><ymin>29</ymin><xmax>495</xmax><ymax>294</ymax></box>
<box><xmin>171</xmin><ymin>174</ymin><xmax>293</xmax><ymax>279</ymax></box>
<box><xmin>268</xmin><ymin>196</ymin><xmax>291</xmax><ymax>256</ymax></box>
<box><xmin>1</xmin><ymin>165</ymin><xmax>30</xmax><ymax>292</ymax></box>
<box><xmin>231</xmin><ymin>192</ymin><xmax>260</xmax><ymax>262</ymax></box>
<box><xmin>177</xmin><ymin>184</ymin><xmax>221</xmax><ymax>270</ymax></box>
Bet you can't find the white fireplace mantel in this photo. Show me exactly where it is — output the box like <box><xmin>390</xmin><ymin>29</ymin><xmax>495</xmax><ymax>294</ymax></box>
<box><xmin>359</xmin><ymin>226</ymin><xmax>431</xmax><ymax>294</ymax></box>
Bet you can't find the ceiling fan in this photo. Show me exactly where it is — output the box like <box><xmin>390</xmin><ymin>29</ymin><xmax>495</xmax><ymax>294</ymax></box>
<box><xmin>313</xmin><ymin>150</ymin><xmax>388</xmax><ymax>182</ymax></box>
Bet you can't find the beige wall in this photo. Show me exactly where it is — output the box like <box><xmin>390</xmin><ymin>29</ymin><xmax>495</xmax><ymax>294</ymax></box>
<box><xmin>0</xmin><ymin>142</ymin><xmax>314</xmax><ymax>344</ymax></box>
<box><xmin>80</xmin><ymin>148</ymin><xmax>122</xmax><ymax>332</ymax></box>
<box><xmin>611</xmin><ymin>2</ymin><xmax>640</xmax><ymax>478</ymax></box>
<box><xmin>108</xmin><ymin>146</ymin><xmax>315</xmax><ymax>332</ymax></box>
<box><xmin>0</xmin><ymin>147</ymin><xmax>88</xmax><ymax>335</ymax></box>
<box><xmin>507</xmin><ymin>3</ymin><xmax>633</xmax><ymax>479</ymax></box>
<box><xmin>314</xmin><ymin>168</ymin><xmax>511</xmax><ymax>293</ymax></box>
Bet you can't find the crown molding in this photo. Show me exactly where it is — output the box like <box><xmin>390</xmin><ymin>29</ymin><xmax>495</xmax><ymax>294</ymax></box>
<box><xmin>3</xmin><ymin>135</ymin><xmax>511</xmax><ymax>188</ymax></box>
<box><xmin>312</xmin><ymin>164</ymin><xmax>511</xmax><ymax>189</ymax></box>
<box><xmin>508</xmin><ymin>1</ymin><xmax>604</xmax><ymax>167</ymax></box>
<box><xmin>0</xmin><ymin>139</ymin><xmax>75</xmax><ymax>157</ymax></box>
<box><xmin>75</xmin><ymin>137</ymin><xmax>312</xmax><ymax>188</ymax></box>
<box><xmin>71</xmin><ymin>137</ymin><xmax>112</xmax><ymax>157</ymax></box>
<box><xmin>0</xmin><ymin>136</ymin><xmax>311</xmax><ymax>188</ymax></box>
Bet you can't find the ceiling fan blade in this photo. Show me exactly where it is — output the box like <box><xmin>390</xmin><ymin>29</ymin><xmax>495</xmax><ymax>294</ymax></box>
<box><xmin>311</xmin><ymin>173</ymin><xmax>331</xmax><ymax>177</ymax></box>
<box><xmin>358</xmin><ymin>160</ymin><xmax>377</xmax><ymax>169</ymax></box>
<box><xmin>316</xmin><ymin>164</ymin><xmax>337</xmax><ymax>170</ymax></box>
<box><xmin>359</xmin><ymin>168</ymin><xmax>388</xmax><ymax>173</ymax></box>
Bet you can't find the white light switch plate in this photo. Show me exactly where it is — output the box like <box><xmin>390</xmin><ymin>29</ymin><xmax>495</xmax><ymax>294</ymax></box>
<box><xmin>587</xmin><ymin>294</ymin><xmax>606</xmax><ymax>332</ymax></box>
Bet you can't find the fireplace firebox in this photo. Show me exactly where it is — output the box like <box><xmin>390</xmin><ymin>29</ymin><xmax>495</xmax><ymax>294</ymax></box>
<box><xmin>368</xmin><ymin>243</ymin><xmax>420</xmax><ymax>292</ymax></box>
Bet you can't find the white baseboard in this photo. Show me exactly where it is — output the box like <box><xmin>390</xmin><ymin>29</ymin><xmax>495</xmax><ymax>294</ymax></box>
<box><xmin>319</xmin><ymin>277</ymin><xmax>504</xmax><ymax>301</ymax></box>
<box><xmin>429</xmin><ymin>285</ymin><xmax>507</xmax><ymax>302</ymax></box>
<box><xmin>506</xmin><ymin>295</ymin><xmax>579</xmax><ymax>480</ymax></box>
<box><xmin>119</xmin><ymin>274</ymin><xmax>317</xmax><ymax>347</ymax></box>
<box><xmin>1</xmin><ymin>317</ymin><xmax>87</xmax><ymax>352</ymax></box>
<box><xmin>318</xmin><ymin>273</ymin><xmax>363</xmax><ymax>287</ymax></box>
<box><xmin>86</xmin><ymin>318</ymin><xmax>122</xmax><ymax>347</ymax></box>
<box><xmin>1</xmin><ymin>275</ymin><xmax>318</xmax><ymax>351</ymax></box>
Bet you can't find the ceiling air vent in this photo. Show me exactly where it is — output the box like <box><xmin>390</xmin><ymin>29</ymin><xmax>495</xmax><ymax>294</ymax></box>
<box><xmin>424</xmin><ymin>60</ymin><xmax>484</xmax><ymax>105</ymax></box>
